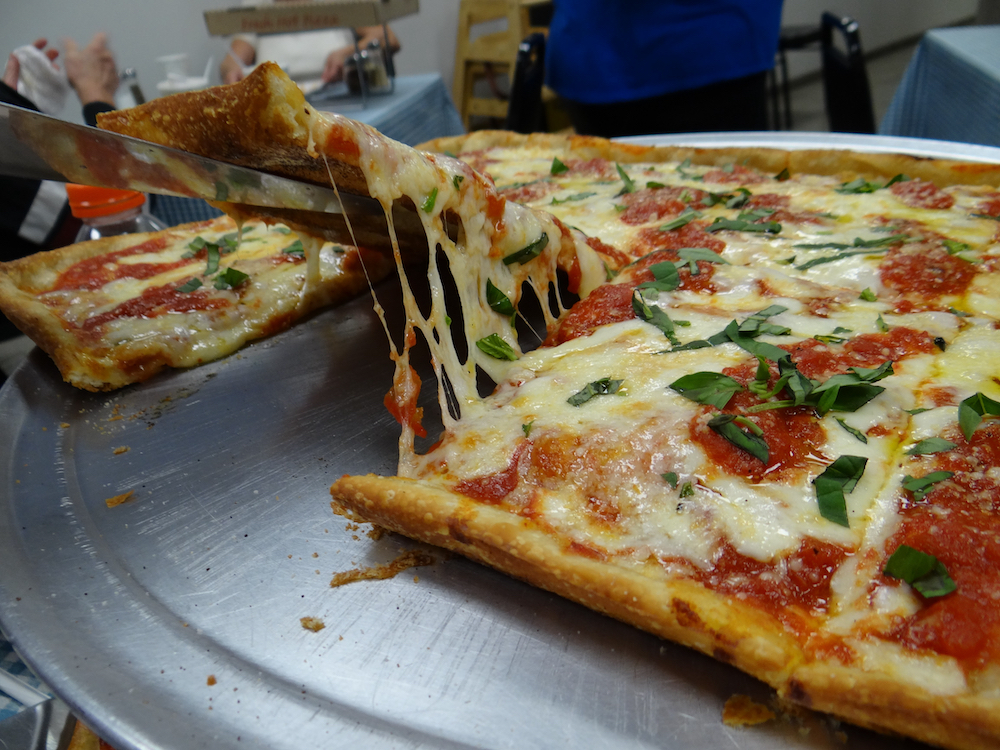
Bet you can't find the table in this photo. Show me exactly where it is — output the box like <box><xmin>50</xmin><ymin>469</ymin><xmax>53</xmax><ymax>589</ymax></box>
<box><xmin>151</xmin><ymin>73</ymin><xmax>465</xmax><ymax>227</ymax></box>
<box><xmin>880</xmin><ymin>26</ymin><xmax>1000</xmax><ymax>147</ymax></box>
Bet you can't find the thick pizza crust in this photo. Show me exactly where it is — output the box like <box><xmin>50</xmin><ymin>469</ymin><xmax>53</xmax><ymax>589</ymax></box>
<box><xmin>332</xmin><ymin>474</ymin><xmax>1000</xmax><ymax>750</ymax></box>
<box><xmin>419</xmin><ymin>130</ymin><xmax>1000</xmax><ymax>189</ymax></box>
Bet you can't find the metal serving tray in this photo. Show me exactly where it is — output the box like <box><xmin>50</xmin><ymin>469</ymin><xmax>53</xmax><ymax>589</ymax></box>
<box><xmin>2</xmin><ymin>133</ymin><xmax>982</xmax><ymax>750</ymax></box>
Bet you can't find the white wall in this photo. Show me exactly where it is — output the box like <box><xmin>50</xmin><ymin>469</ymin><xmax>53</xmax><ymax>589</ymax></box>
<box><xmin>0</xmin><ymin>0</ymin><xmax>982</xmax><ymax>125</ymax></box>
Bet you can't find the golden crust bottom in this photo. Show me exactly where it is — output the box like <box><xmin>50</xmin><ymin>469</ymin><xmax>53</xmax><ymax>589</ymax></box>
<box><xmin>331</xmin><ymin>474</ymin><xmax>1000</xmax><ymax>750</ymax></box>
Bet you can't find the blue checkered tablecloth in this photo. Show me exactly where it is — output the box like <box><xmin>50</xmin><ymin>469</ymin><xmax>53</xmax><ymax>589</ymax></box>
<box><xmin>880</xmin><ymin>26</ymin><xmax>1000</xmax><ymax>148</ymax></box>
<box><xmin>0</xmin><ymin>635</ymin><xmax>51</xmax><ymax>722</ymax></box>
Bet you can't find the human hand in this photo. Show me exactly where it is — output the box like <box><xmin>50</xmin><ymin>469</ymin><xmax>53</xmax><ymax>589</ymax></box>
<box><xmin>64</xmin><ymin>33</ymin><xmax>118</xmax><ymax>106</ymax></box>
<box><xmin>321</xmin><ymin>46</ymin><xmax>352</xmax><ymax>84</ymax></box>
<box><xmin>3</xmin><ymin>38</ymin><xmax>59</xmax><ymax>90</ymax></box>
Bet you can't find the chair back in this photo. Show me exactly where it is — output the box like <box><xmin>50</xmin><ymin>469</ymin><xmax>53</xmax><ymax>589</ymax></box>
<box><xmin>820</xmin><ymin>12</ymin><xmax>876</xmax><ymax>134</ymax></box>
<box><xmin>504</xmin><ymin>32</ymin><xmax>547</xmax><ymax>134</ymax></box>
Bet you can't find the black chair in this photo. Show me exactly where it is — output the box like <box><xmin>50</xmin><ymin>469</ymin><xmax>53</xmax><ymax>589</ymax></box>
<box><xmin>504</xmin><ymin>32</ymin><xmax>547</xmax><ymax>134</ymax></box>
<box><xmin>770</xmin><ymin>24</ymin><xmax>822</xmax><ymax>130</ymax></box>
<box><xmin>820</xmin><ymin>12</ymin><xmax>876</xmax><ymax>134</ymax></box>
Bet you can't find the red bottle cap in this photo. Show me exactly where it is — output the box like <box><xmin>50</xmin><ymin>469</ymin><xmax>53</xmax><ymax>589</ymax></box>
<box><xmin>65</xmin><ymin>184</ymin><xmax>146</xmax><ymax>219</ymax></box>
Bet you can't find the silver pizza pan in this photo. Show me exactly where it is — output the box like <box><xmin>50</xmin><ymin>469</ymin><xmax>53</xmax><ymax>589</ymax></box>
<box><xmin>0</xmin><ymin>133</ymin><xmax>973</xmax><ymax>750</ymax></box>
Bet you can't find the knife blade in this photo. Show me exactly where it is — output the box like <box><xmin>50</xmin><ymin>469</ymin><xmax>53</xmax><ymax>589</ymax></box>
<box><xmin>0</xmin><ymin>101</ymin><xmax>430</xmax><ymax>254</ymax></box>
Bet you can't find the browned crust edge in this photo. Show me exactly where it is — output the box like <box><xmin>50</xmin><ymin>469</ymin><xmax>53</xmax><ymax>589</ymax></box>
<box><xmin>417</xmin><ymin>130</ymin><xmax>1000</xmax><ymax>188</ymax></box>
<box><xmin>332</xmin><ymin>474</ymin><xmax>1000</xmax><ymax>750</ymax></box>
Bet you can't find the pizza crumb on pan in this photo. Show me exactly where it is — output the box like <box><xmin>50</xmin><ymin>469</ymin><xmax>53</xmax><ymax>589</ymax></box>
<box><xmin>329</xmin><ymin>550</ymin><xmax>434</xmax><ymax>588</ymax></box>
<box><xmin>104</xmin><ymin>490</ymin><xmax>134</xmax><ymax>508</ymax></box>
<box><xmin>300</xmin><ymin>617</ymin><xmax>325</xmax><ymax>632</ymax></box>
<box><xmin>722</xmin><ymin>694</ymin><xmax>776</xmax><ymax>727</ymax></box>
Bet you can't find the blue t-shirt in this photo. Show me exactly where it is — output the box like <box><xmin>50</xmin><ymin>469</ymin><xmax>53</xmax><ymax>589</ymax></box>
<box><xmin>545</xmin><ymin>0</ymin><xmax>784</xmax><ymax>105</ymax></box>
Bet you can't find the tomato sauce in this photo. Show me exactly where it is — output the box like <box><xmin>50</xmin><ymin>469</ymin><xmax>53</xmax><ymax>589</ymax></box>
<box><xmin>585</xmin><ymin>236</ymin><xmax>631</xmax><ymax>269</ymax></box>
<box><xmin>880</xmin><ymin>246</ymin><xmax>977</xmax><ymax>298</ymax></box>
<box><xmin>632</xmin><ymin>222</ymin><xmax>726</xmax><ymax>257</ymax></box>
<box><xmin>619</xmin><ymin>186</ymin><xmax>707</xmax><ymax>226</ymax></box>
<box><xmin>629</xmin><ymin>248</ymin><xmax>717</xmax><ymax>293</ymax></box>
<box><xmin>453</xmin><ymin>440</ymin><xmax>530</xmax><ymax>502</ymax></box>
<box><xmin>877</xmin><ymin>422</ymin><xmax>1000</xmax><ymax>670</ymax></box>
<box><xmin>785</xmin><ymin>328</ymin><xmax>934</xmax><ymax>380</ymax></box>
<box><xmin>564</xmin><ymin>158</ymin><xmax>616</xmax><ymax>179</ymax></box>
<box><xmin>691</xmin><ymin>361</ymin><xmax>826</xmax><ymax>483</ymax></box>
<box><xmin>889</xmin><ymin>178</ymin><xmax>955</xmax><ymax>210</ymax></box>
<box><xmin>80</xmin><ymin>282</ymin><xmax>231</xmax><ymax>331</ymax></box>
<box><xmin>53</xmin><ymin>236</ymin><xmax>173</xmax><ymax>291</ymax></box>
<box><xmin>702</xmin><ymin>164</ymin><xmax>767</xmax><ymax>184</ymax></box>
<box><xmin>698</xmin><ymin>538</ymin><xmax>849</xmax><ymax>628</ymax></box>
<box><xmin>501</xmin><ymin>180</ymin><xmax>557</xmax><ymax>204</ymax></box>
<box><xmin>544</xmin><ymin>283</ymin><xmax>635</xmax><ymax>346</ymax></box>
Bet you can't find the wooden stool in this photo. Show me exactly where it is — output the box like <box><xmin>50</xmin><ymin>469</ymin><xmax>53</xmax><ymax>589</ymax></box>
<box><xmin>453</xmin><ymin>0</ymin><xmax>550</xmax><ymax>129</ymax></box>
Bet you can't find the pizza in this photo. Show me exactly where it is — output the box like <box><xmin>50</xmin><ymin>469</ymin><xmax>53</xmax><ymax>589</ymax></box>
<box><xmin>0</xmin><ymin>215</ymin><xmax>393</xmax><ymax>390</ymax></box>
<box><xmin>92</xmin><ymin>67</ymin><xmax>1000</xmax><ymax>747</ymax></box>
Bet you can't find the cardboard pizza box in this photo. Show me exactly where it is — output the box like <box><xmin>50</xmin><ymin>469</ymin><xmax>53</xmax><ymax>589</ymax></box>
<box><xmin>204</xmin><ymin>0</ymin><xmax>419</xmax><ymax>37</ymax></box>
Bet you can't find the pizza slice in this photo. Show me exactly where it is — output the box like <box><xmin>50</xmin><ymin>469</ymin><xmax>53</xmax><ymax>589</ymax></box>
<box><xmin>0</xmin><ymin>215</ymin><xmax>393</xmax><ymax>390</ymax></box>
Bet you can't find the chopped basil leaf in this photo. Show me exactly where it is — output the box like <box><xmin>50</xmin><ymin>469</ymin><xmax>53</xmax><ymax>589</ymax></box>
<box><xmin>883</xmin><ymin>545</ymin><xmax>956</xmax><ymax>598</ymax></box>
<box><xmin>522</xmin><ymin>420</ymin><xmax>534</xmax><ymax>437</ymax></box>
<box><xmin>809</xmin><ymin>361</ymin><xmax>893</xmax><ymax>416</ymax></box>
<box><xmin>723</xmin><ymin>319</ymin><xmax>791</xmax><ymax>363</ymax></box>
<box><xmin>476</xmin><ymin>333</ymin><xmax>518</xmax><ymax>361</ymax></box>
<box><xmin>876</xmin><ymin>314</ymin><xmax>889</xmax><ymax>333</ymax></box>
<box><xmin>567</xmin><ymin>377</ymin><xmax>624</xmax><ymax>406</ymax></box>
<box><xmin>274</xmin><ymin>226</ymin><xmax>292</xmax><ymax>234</ymax></box>
<box><xmin>187</xmin><ymin>236</ymin><xmax>207</xmax><ymax>253</ymax></box>
<box><xmin>836</xmin><ymin>418</ymin><xmax>868</xmax><ymax>444</ymax></box>
<box><xmin>708</xmin><ymin>414</ymin><xmax>769</xmax><ymax>463</ymax></box>
<box><xmin>706</xmin><ymin>216</ymin><xmax>781</xmax><ymax>234</ymax></box>
<box><xmin>905</xmin><ymin>407</ymin><xmax>932</xmax><ymax>415</ymax></box>
<box><xmin>550</xmin><ymin>157</ymin><xmax>568</xmax><ymax>175</ymax></box>
<box><xmin>453</xmin><ymin>174</ymin><xmax>464</xmax><ymax>190</ymax></box>
<box><xmin>615</xmin><ymin>163</ymin><xmax>636</xmax><ymax>195</ymax></box>
<box><xmin>836</xmin><ymin>177</ymin><xmax>881</xmax><ymax>194</ymax></box>
<box><xmin>813</xmin><ymin>455</ymin><xmax>867</xmax><ymax>527</ymax></box>
<box><xmin>676</xmin><ymin>247</ymin><xmax>730</xmax><ymax>272</ymax></box>
<box><xmin>503</xmin><ymin>233</ymin><xmax>549</xmax><ymax>265</ymax></box>
<box><xmin>205</xmin><ymin>244</ymin><xmax>220</xmax><ymax>276</ymax></box>
<box><xmin>859</xmin><ymin>287</ymin><xmax>877</xmax><ymax>302</ymax></box>
<box><xmin>662</xmin><ymin>472</ymin><xmax>679</xmax><ymax>488</ymax></box>
<box><xmin>213</xmin><ymin>267</ymin><xmax>249</xmax><ymax>289</ymax></box>
<box><xmin>774</xmin><ymin>168</ymin><xmax>790</xmax><ymax>181</ymax></box>
<box><xmin>814</xmin><ymin>334</ymin><xmax>848</xmax><ymax>345</ymax></box>
<box><xmin>885</xmin><ymin>173</ymin><xmax>910</xmax><ymax>187</ymax></box>
<box><xmin>943</xmin><ymin>238</ymin><xmax>972</xmax><ymax>256</ymax></box>
<box><xmin>660</xmin><ymin>209</ymin><xmax>701</xmax><ymax>231</ymax></box>
<box><xmin>176</xmin><ymin>278</ymin><xmax>202</xmax><ymax>293</ymax></box>
<box><xmin>552</xmin><ymin>192</ymin><xmax>596</xmax><ymax>205</ymax></box>
<box><xmin>485</xmin><ymin>279</ymin><xmax>515</xmax><ymax>316</ymax></box>
<box><xmin>958</xmin><ymin>391</ymin><xmax>1000</xmax><ymax>441</ymax></box>
<box><xmin>282</xmin><ymin>239</ymin><xmax>305</xmax><ymax>257</ymax></box>
<box><xmin>902</xmin><ymin>471</ymin><xmax>954</xmax><ymax>501</ymax></box>
<box><xmin>221</xmin><ymin>232</ymin><xmax>240</xmax><ymax>251</ymax></box>
<box><xmin>833</xmin><ymin>326</ymin><xmax>853</xmax><ymax>335</ymax></box>
<box><xmin>421</xmin><ymin>187</ymin><xmax>439</xmax><ymax>213</ymax></box>
<box><xmin>647</xmin><ymin>181</ymin><xmax>667</xmax><ymax>189</ymax></box>
<box><xmin>972</xmin><ymin>212</ymin><xmax>1000</xmax><ymax>221</ymax></box>
<box><xmin>635</xmin><ymin>261</ymin><xmax>680</xmax><ymax>294</ymax></box>
<box><xmin>679</xmin><ymin>482</ymin><xmax>695</xmax><ymax>497</ymax></box>
<box><xmin>906</xmin><ymin>437</ymin><xmax>957</xmax><ymax>455</ymax></box>
<box><xmin>669</xmin><ymin>371</ymin><xmax>744</xmax><ymax>409</ymax></box>
<box><xmin>214</xmin><ymin>181</ymin><xmax>229</xmax><ymax>201</ymax></box>
<box><xmin>632</xmin><ymin>291</ymin><xmax>681</xmax><ymax>346</ymax></box>
<box><xmin>738</xmin><ymin>304</ymin><xmax>789</xmax><ymax>336</ymax></box>
<box><xmin>934</xmin><ymin>336</ymin><xmax>947</xmax><ymax>352</ymax></box>
<box><xmin>949</xmin><ymin>306</ymin><xmax>971</xmax><ymax>317</ymax></box>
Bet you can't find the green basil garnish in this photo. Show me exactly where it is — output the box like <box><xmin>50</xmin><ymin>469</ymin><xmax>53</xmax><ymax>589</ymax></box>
<box><xmin>902</xmin><ymin>471</ymin><xmax>954</xmax><ymax>501</ymax></box>
<box><xmin>176</xmin><ymin>278</ymin><xmax>202</xmax><ymax>293</ymax></box>
<box><xmin>883</xmin><ymin>545</ymin><xmax>956</xmax><ymax>598</ymax></box>
<box><xmin>708</xmin><ymin>414</ymin><xmax>769</xmax><ymax>463</ymax></box>
<box><xmin>567</xmin><ymin>377</ymin><xmax>624</xmax><ymax>406</ymax></box>
<box><xmin>213</xmin><ymin>267</ymin><xmax>249</xmax><ymax>290</ymax></box>
<box><xmin>813</xmin><ymin>455</ymin><xmax>867</xmax><ymax>527</ymax></box>
<box><xmin>282</xmin><ymin>239</ymin><xmax>305</xmax><ymax>257</ymax></box>
<box><xmin>421</xmin><ymin>187</ymin><xmax>439</xmax><ymax>213</ymax></box>
<box><xmin>485</xmin><ymin>279</ymin><xmax>515</xmax><ymax>316</ymax></box>
<box><xmin>503</xmin><ymin>233</ymin><xmax>549</xmax><ymax>265</ymax></box>
<box><xmin>669</xmin><ymin>371</ymin><xmax>744</xmax><ymax>409</ymax></box>
<box><xmin>550</xmin><ymin>157</ymin><xmax>568</xmax><ymax>175</ymax></box>
<box><xmin>905</xmin><ymin>437</ymin><xmax>957</xmax><ymax>456</ymax></box>
<box><xmin>958</xmin><ymin>391</ymin><xmax>1000</xmax><ymax>441</ymax></box>
<box><xmin>475</xmin><ymin>333</ymin><xmax>518</xmax><ymax>361</ymax></box>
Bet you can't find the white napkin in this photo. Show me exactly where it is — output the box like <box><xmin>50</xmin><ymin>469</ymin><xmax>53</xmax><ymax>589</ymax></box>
<box><xmin>13</xmin><ymin>44</ymin><xmax>69</xmax><ymax>115</ymax></box>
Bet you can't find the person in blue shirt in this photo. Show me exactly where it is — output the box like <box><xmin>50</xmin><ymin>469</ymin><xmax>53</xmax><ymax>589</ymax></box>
<box><xmin>545</xmin><ymin>0</ymin><xmax>784</xmax><ymax>137</ymax></box>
